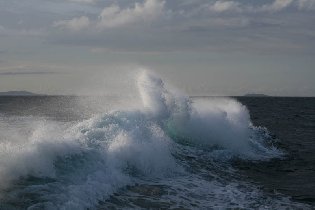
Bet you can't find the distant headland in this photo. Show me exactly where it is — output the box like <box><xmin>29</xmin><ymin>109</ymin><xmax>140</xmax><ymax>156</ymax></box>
<box><xmin>0</xmin><ymin>91</ymin><xmax>43</xmax><ymax>96</ymax></box>
<box><xmin>243</xmin><ymin>93</ymin><xmax>269</xmax><ymax>97</ymax></box>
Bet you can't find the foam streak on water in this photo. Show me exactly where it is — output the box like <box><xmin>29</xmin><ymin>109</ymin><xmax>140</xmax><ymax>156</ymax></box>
<box><xmin>0</xmin><ymin>70</ymin><xmax>308</xmax><ymax>209</ymax></box>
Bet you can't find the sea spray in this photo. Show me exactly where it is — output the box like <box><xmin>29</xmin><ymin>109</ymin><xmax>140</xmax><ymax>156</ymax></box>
<box><xmin>137</xmin><ymin>70</ymin><xmax>272</xmax><ymax>157</ymax></box>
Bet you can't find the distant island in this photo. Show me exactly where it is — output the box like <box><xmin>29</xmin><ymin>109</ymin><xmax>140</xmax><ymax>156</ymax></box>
<box><xmin>0</xmin><ymin>91</ymin><xmax>42</xmax><ymax>96</ymax></box>
<box><xmin>243</xmin><ymin>93</ymin><xmax>269</xmax><ymax>97</ymax></box>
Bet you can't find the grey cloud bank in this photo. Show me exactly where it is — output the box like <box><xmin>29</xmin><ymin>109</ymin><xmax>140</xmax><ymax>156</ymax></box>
<box><xmin>0</xmin><ymin>0</ymin><xmax>315</xmax><ymax>96</ymax></box>
<box><xmin>49</xmin><ymin>0</ymin><xmax>315</xmax><ymax>53</ymax></box>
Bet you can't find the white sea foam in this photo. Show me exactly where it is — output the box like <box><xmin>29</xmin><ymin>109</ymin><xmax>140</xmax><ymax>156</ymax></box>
<box><xmin>0</xmin><ymin>70</ymin><xmax>289</xmax><ymax>209</ymax></box>
<box><xmin>137</xmin><ymin>70</ymin><xmax>281</xmax><ymax>158</ymax></box>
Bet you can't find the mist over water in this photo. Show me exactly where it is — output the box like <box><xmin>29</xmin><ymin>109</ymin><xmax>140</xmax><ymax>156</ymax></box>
<box><xmin>0</xmin><ymin>70</ymin><xmax>310</xmax><ymax>209</ymax></box>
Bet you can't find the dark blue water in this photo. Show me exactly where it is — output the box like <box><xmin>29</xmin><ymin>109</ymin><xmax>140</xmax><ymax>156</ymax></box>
<box><xmin>236</xmin><ymin>97</ymin><xmax>315</xmax><ymax>205</ymax></box>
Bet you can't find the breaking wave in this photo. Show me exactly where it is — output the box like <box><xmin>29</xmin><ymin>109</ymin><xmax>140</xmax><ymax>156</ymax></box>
<box><xmin>0</xmin><ymin>70</ymin><xmax>302</xmax><ymax>209</ymax></box>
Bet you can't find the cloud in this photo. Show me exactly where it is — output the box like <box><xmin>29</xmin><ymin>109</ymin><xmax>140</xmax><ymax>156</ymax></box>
<box><xmin>261</xmin><ymin>0</ymin><xmax>294</xmax><ymax>12</ymax></box>
<box><xmin>297</xmin><ymin>0</ymin><xmax>315</xmax><ymax>9</ymax></box>
<box><xmin>206</xmin><ymin>0</ymin><xmax>314</xmax><ymax>14</ymax></box>
<box><xmin>48</xmin><ymin>0</ymin><xmax>315</xmax><ymax>54</ymax></box>
<box><xmin>208</xmin><ymin>1</ymin><xmax>241</xmax><ymax>13</ymax></box>
<box><xmin>53</xmin><ymin>0</ymin><xmax>165</xmax><ymax>31</ymax></box>
<box><xmin>97</xmin><ymin>0</ymin><xmax>165</xmax><ymax>29</ymax></box>
<box><xmin>54</xmin><ymin>16</ymin><xmax>90</xmax><ymax>31</ymax></box>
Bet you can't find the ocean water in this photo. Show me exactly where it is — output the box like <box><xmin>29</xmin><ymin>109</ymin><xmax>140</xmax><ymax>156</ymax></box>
<box><xmin>0</xmin><ymin>72</ymin><xmax>314</xmax><ymax>209</ymax></box>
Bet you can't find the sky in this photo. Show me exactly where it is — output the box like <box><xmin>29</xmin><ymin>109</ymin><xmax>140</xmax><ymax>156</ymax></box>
<box><xmin>0</xmin><ymin>0</ymin><xmax>315</xmax><ymax>96</ymax></box>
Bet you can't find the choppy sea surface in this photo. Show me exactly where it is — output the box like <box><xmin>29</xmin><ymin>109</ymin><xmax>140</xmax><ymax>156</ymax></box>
<box><xmin>0</xmin><ymin>73</ymin><xmax>314</xmax><ymax>209</ymax></box>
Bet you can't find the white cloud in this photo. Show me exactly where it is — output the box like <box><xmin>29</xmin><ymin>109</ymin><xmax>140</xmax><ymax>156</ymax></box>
<box><xmin>261</xmin><ymin>0</ymin><xmax>294</xmax><ymax>12</ymax></box>
<box><xmin>297</xmin><ymin>0</ymin><xmax>315</xmax><ymax>9</ymax></box>
<box><xmin>206</xmin><ymin>0</ymin><xmax>314</xmax><ymax>14</ymax></box>
<box><xmin>209</xmin><ymin>1</ymin><xmax>241</xmax><ymax>13</ymax></box>
<box><xmin>208</xmin><ymin>0</ymin><xmax>313</xmax><ymax>14</ymax></box>
<box><xmin>97</xmin><ymin>0</ymin><xmax>165</xmax><ymax>29</ymax></box>
<box><xmin>54</xmin><ymin>16</ymin><xmax>90</xmax><ymax>31</ymax></box>
<box><xmin>53</xmin><ymin>0</ymin><xmax>165</xmax><ymax>31</ymax></box>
